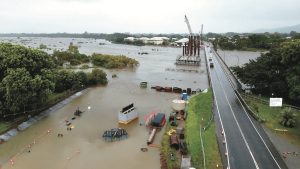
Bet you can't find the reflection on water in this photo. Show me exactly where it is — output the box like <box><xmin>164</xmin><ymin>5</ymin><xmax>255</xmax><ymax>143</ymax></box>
<box><xmin>0</xmin><ymin>37</ymin><xmax>210</xmax><ymax>169</ymax></box>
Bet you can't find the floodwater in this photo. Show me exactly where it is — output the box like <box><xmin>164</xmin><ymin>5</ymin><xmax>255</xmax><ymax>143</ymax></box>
<box><xmin>0</xmin><ymin>37</ymin><xmax>210</xmax><ymax>169</ymax></box>
<box><xmin>217</xmin><ymin>49</ymin><xmax>262</xmax><ymax>67</ymax></box>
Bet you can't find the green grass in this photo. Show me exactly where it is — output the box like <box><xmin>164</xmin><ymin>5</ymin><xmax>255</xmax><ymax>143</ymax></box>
<box><xmin>0</xmin><ymin>122</ymin><xmax>10</xmax><ymax>134</ymax></box>
<box><xmin>245</xmin><ymin>97</ymin><xmax>300</xmax><ymax>147</ymax></box>
<box><xmin>161</xmin><ymin>123</ymin><xmax>181</xmax><ymax>169</ymax></box>
<box><xmin>186</xmin><ymin>89</ymin><xmax>222</xmax><ymax>169</ymax></box>
<box><xmin>47</xmin><ymin>91</ymin><xmax>71</xmax><ymax>104</ymax></box>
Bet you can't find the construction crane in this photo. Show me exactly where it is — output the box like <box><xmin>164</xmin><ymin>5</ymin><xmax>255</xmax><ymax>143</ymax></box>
<box><xmin>184</xmin><ymin>15</ymin><xmax>193</xmax><ymax>36</ymax></box>
<box><xmin>200</xmin><ymin>24</ymin><xmax>203</xmax><ymax>46</ymax></box>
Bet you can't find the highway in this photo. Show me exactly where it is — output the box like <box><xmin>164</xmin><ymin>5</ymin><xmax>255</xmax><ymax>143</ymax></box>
<box><xmin>205</xmin><ymin>46</ymin><xmax>288</xmax><ymax>169</ymax></box>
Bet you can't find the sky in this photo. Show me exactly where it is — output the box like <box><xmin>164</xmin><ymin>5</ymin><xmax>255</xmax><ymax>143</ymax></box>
<box><xmin>0</xmin><ymin>0</ymin><xmax>299</xmax><ymax>33</ymax></box>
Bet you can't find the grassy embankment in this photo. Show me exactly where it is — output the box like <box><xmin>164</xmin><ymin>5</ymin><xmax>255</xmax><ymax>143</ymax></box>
<box><xmin>0</xmin><ymin>90</ymin><xmax>75</xmax><ymax>135</ymax></box>
<box><xmin>160</xmin><ymin>89</ymin><xmax>222</xmax><ymax>169</ymax></box>
<box><xmin>244</xmin><ymin>94</ymin><xmax>300</xmax><ymax>147</ymax></box>
<box><xmin>186</xmin><ymin>89</ymin><xmax>222</xmax><ymax>168</ymax></box>
<box><xmin>161</xmin><ymin>122</ymin><xmax>181</xmax><ymax>169</ymax></box>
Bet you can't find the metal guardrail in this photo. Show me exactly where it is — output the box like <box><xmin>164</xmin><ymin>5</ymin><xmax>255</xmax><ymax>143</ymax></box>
<box><xmin>242</xmin><ymin>93</ymin><xmax>300</xmax><ymax>111</ymax></box>
<box><xmin>213</xmin><ymin>50</ymin><xmax>243</xmax><ymax>91</ymax></box>
<box><xmin>214</xmin><ymin>49</ymin><xmax>300</xmax><ymax>111</ymax></box>
<box><xmin>235</xmin><ymin>91</ymin><xmax>265</xmax><ymax>123</ymax></box>
<box><xmin>213</xmin><ymin>49</ymin><xmax>266</xmax><ymax>123</ymax></box>
<box><xmin>204</xmin><ymin>47</ymin><xmax>212</xmax><ymax>87</ymax></box>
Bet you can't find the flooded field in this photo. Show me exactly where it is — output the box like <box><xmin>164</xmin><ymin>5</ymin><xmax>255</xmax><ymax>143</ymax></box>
<box><xmin>0</xmin><ymin>37</ymin><xmax>210</xmax><ymax>169</ymax></box>
<box><xmin>217</xmin><ymin>49</ymin><xmax>262</xmax><ymax>67</ymax></box>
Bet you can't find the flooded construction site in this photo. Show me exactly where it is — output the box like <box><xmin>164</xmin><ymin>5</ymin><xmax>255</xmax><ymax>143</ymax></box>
<box><xmin>0</xmin><ymin>37</ymin><xmax>210</xmax><ymax>169</ymax></box>
<box><xmin>0</xmin><ymin>37</ymin><xmax>261</xmax><ymax>168</ymax></box>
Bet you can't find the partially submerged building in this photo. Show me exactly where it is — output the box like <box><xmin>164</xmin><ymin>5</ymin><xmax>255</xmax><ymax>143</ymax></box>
<box><xmin>118</xmin><ymin>103</ymin><xmax>138</xmax><ymax>124</ymax></box>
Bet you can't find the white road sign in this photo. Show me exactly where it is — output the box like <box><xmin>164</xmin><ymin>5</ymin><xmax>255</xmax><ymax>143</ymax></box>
<box><xmin>269</xmin><ymin>98</ymin><xmax>283</xmax><ymax>107</ymax></box>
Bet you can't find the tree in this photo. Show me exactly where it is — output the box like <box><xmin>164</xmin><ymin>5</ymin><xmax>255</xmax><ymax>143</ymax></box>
<box><xmin>0</xmin><ymin>43</ymin><xmax>56</xmax><ymax>78</ymax></box>
<box><xmin>280</xmin><ymin>108</ymin><xmax>297</xmax><ymax>128</ymax></box>
<box><xmin>1</xmin><ymin>68</ymin><xmax>34</xmax><ymax>113</ymax></box>
<box><xmin>232</xmin><ymin>40</ymin><xmax>300</xmax><ymax>104</ymax></box>
<box><xmin>91</xmin><ymin>54</ymin><xmax>138</xmax><ymax>69</ymax></box>
<box><xmin>52</xmin><ymin>50</ymin><xmax>89</xmax><ymax>66</ymax></box>
<box><xmin>53</xmin><ymin>70</ymin><xmax>76</xmax><ymax>92</ymax></box>
<box><xmin>39</xmin><ymin>43</ymin><xmax>47</xmax><ymax>49</ymax></box>
<box><xmin>280</xmin><ymin>40</ymin><xmax>300</xmax><ymax>102</ymax></box>
<box><xmin>68</xmin><ymin>42</ymin><xmax>79</xmax><ymax>54</ymax></box>
<box><xmin>0</xmin><ymin>43</ymin><xmax>57</xmax><ymax>117</ymax></box>
<box><xmin>87</xmin><ymin>69</ymin><xmax>108</xmax><ymax>85</ymax></box>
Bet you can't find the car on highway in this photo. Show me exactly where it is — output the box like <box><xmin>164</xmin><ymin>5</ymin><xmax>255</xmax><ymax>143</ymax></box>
<box><xmin>210</xmin><ymin>62</ymin><xmax>214</xmax><ymax>68</ymax></box>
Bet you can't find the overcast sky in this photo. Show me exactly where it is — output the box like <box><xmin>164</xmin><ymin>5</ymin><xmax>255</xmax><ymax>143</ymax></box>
<box><xmin>0</xmin><ymin>0</ymin><xmax>299</xmax><ymax>33</ymax></box>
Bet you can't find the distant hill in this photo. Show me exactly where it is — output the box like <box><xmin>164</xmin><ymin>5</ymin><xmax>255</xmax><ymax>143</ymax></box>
<box><xmin>254</xmin><ymin>24</ymin><xmax>300</xmax><ymax>33</ymax></box>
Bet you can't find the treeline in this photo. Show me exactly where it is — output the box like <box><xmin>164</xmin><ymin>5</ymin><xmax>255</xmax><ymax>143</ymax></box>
<box><xmin>214</xmin><ymin>34</ymin><xmax>284</xmax><ymax>50</ymax></box>
<box><xmin>210</xmin><ymin>31</ymin><xmax>300</xmax><ymax>51</ymax></box>
<box><xmin>0</xmin><ymin>43</ymin><xmax>107</xmax><ymax>119</ymax></box>
<box><xmin>52</xmin><ymin>43</ymin><xmax>139</xmax><ymax>68</ymax></box>
<box><xmin>232</xmin><ymin>40</ymin><xmax>300</xmax><ymax>105</ymax></box>
<box><xmin>91</xmin><ymin>54</ymin><xmax>139</xmax><ymax>69</ymax></box>
<box><xmin>0</xmin><ymin>32</ymin><xmax>186</xmax><ymax>41</ymax></box>
<box><xmin>103</xmin><ymin>33</ymin><xmax>182</xmax><ymax>45</ymax></box>
<box><xmin>0</xmin><ymin>32</ymin><xmax>108</xmax><ymax>39</ymax></box>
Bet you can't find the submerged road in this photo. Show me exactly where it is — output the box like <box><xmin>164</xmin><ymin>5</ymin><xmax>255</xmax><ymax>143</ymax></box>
<box><xmin>205</xmin><ymin>46</ymin><xmax>288</xmax><ymax>169</ymax></box>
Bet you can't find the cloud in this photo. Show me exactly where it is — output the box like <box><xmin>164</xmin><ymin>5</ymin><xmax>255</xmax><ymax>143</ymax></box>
<box><xmin>0</xmin><ymin>0</ymin><xmax>299</xmax><ymax>33</ymax></box>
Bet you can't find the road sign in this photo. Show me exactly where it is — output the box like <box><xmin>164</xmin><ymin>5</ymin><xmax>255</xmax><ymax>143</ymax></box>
<box><xmin>269</xmin><ymin>98</ymin><xmax>283</xmax><ymax>107</ymax></box>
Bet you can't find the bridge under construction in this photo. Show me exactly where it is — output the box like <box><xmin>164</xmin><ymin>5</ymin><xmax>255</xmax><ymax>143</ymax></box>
<box><xmin>175</xmin><ymin>35</ymin><xmax>201</xmax><ymax>66</ymax></box>
<box><xmin>175</xmin><ymin>15</ymin><xmax>203</xmax><ymax>66</ymax></box>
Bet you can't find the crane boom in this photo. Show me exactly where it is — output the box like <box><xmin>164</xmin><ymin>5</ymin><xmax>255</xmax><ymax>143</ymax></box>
<box><xmin>184</xmin><ymin>15</ymin><xmax>193</xmax><ymax>36</ymax></box>
<box><xmin>200</xmin><ymin>24</ymin><xmax>203</xmax><ymax>46</ymax></box>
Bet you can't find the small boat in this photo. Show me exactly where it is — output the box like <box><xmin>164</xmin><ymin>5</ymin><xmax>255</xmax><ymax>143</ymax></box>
<box><xmin>118</xmin><ymin>103</ymin><xmax>138</xmax><ymax>124</ymax></box>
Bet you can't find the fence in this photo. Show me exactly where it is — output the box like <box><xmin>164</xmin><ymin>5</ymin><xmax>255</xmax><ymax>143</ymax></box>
<box><xmin>242</xmin><ymin>93</ymin><xmax>300</xmax><ymax>111</ymax></box>
<box><xmin>213</xmin><ymin>49</ymin><xmax>266</xmax><ymax>123</ymax></box>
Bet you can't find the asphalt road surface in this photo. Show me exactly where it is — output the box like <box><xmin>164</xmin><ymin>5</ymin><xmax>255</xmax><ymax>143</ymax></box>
<box><xmin>205</xmin><ymin>46</ymin><xmax>288</xmax><ymax>169</ymax></box>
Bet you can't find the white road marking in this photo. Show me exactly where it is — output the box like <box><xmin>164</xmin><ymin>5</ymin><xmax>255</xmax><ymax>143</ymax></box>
<box><xmin>205</xmin><ymin>47</ymin><xmax>231</xmax><ymax>169</ymax></box>
<box><xmin>213</xmin><ymin>59</ymin><xmax>259</xmax><ymax>169</ymax></box>
<box><xmin>212</xmin><ymin>46</ymin><xmax>282</xmax><ymax>169</ymax></box>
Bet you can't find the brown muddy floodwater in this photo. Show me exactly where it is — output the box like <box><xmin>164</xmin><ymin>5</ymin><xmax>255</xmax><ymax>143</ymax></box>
<box><xmin>0</xmin><ymin>37</ymin><xmax>212</xmax><ymax>169</ymax></box>
<box><xmin>218</xmin><ymin>49</ymin><xmax>262</xmax><ymax>67</ymax></box>
<box><xmin>1</xmin><ymin>72</ymin><xmax>178</xmax><ymax>169</ymax></box>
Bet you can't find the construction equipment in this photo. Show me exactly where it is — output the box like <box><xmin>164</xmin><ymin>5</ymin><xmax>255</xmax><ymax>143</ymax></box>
<box><xmin>175</xmin><ymin>15</ymin><xmax>201</xmax><ymax>66</ymax></box>
<box><xmin>184</xmin><ymin>15</ymin><xmax>193</xmax><ymax>36</ymax></box>
<box><xmin>200</xmin><ymin>24</ymin><xmax>203</xmax><ymax>46</ymax></box>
